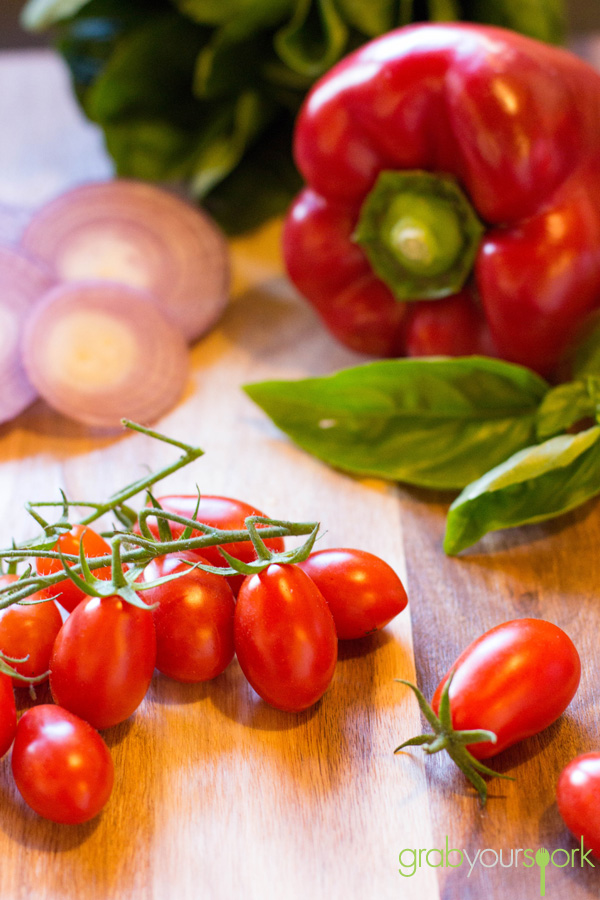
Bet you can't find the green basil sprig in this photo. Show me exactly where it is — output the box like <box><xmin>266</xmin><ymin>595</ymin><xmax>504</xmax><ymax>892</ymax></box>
<box><xmin>245</xmin><ymin>357</ymin><xmax>548</xmax><ymax>491</ymax></box>
<box><xmin>444</xmin><ymin>425</ymin><xmax>600</xmax><ymax>555</ymax></box>
<box><xmin>535</xmin><ymin>377</ymin><xmax>600</xmax><ymax>440</ymax></box>
<box><xmin>246</xmin><ymin>355</ymin><xmax>600</xmax><ymax>554</ymax></box>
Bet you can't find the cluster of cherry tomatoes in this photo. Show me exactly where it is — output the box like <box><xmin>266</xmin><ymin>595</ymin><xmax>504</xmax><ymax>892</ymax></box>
<box><xmin>0</xmin><ymin>493</ymin><xmax>408</xmax><ymax>825</ymax></box>
<box><xmin>1</xmin><ymin>489</ymin><xmax>599</xmax><ymax>867</ymax></box>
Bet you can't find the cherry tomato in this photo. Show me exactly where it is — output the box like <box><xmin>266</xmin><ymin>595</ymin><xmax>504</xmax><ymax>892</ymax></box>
<box><xmin>557</xmin><ymin>753</ymin><xmax>600</xmax><ymax>859</ymax></box>
<box><xmin>0</xmin><ymin>673</ymin><xmax>16</xmax><ymax>757</ymax></box>
<box><xmin>141</xmin><ymin>495</ymin><xmax>285</xmax><ymax>595</ymax></box>
<box><xmin>432</xmin><ymin>618</ymin><xmax>581</xmax><ymax>759</ymax></box>
<box><xmin>36</xmin><ymin>524</ymin><xmax>112</xmax><ymax>612</ymax></box>
<box><xmin>234</xmin><ymin>564</ymin><xmax>337</xmax><ymax>712</ymax></box>
<box><xmin>298</xmin><ymin>548</ymin><xmax>408</xmax><ymax>639</ymax></box>
<box><xmin>50</xmin><ymin>594</ymin><xmax>156</xmax><ymax>729</ymax></box>
<box><xmin>141</xmin><ymin>554</ymin><xmax>235</xmax><ymax>683</ymax></box>
<box><xmin>11</xmin><ymin>705</ymin><xmax>114</xmax><ymax>824</ymax></box>
<box><xmin>0</xmin><ymin>574</ymin><xmax>62</xmax><ymax>683</ymax></box>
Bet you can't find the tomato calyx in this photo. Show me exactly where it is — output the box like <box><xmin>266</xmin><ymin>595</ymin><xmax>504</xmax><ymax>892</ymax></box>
<box><xmin>55</xmin><ymin>535</ymin><xmax>159</xmax><ymax>611</ymax></box>
<box><xmin>134</xmin><ymin>490</ymin><xmax>320</xmax><ymax>576</ymax></box>
<box><xmin>394</xmin><ymin>674</ymin><xmax>514</xmax><ymax>805</ymax></box>
<box><xmin>56</xmin><ymin>506</ymin><xmax>320</xmax><ymax>610</ymax></box>
<box><xmin>188</xmin><ymin>516</ymin><xmax>321</xmax><ymax>576</ymax></box>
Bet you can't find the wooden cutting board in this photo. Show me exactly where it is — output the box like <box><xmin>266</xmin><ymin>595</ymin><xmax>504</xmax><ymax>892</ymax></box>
<box><xmin>0</xmin><ymin>49</ymin><xmax>599</xmax><ymax>900</ymax></box>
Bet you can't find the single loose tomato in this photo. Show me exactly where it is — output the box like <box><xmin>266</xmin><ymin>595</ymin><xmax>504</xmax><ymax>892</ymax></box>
<box><xmin>11</xmin><ymin>705</ymin><xmax>114</xmax><ymax>824</ymax></box>
<box><xmin>36</xmin><ymin>524</ymin><xmax>112</xmax><ymax>612</ymax></box>
<box><xmin>234</xmin><ymin>563</ymin><xmax>337</xmax><ymax>712</ymax></box>
<box><xmin>0</xmin><ymin>673</ymin><xmax>16</xmax><ymax>757</ymax></box>
<box><xmin>141</xmin><ymin>553</ymin><xmax>235</xmax><ymax>683</ymax></box>
<box><xmin>557</xmin><ymin>753</ymin><xmax>600</xmax><ymax>859</ymax></box>
<box><xmin>0</xmin><ymin>575</ymin><xmax>62</xmax><ymax>683</ymax></box>
<box><xmin>50</xmin><ymin>593</ymin><xmax>156</xmax><ymax>729</ymax></box>
<box><xmin>432</xmin><ymin>618</ymin><xmax>581</xmax><ymax>759</ymax></box>
<box><xmin>140</xmin><ymin>495</ymin><xmax>285</xmax><ymax>595</ymax></box>
<box><xmin>298</xmin><ymin>548</ymin><xmax>407</xmax><ymax>639</ymax></box>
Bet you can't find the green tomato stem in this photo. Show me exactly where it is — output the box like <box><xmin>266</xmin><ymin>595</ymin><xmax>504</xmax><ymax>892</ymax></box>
<box><xmin>394</xmin><ymin>676</ymin><xmax>514</xmax><ymax>805</ymax></box>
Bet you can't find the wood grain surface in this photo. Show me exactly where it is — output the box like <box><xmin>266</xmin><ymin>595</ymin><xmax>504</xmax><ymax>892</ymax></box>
<box><xmin>0</xmin><ymin>48</ymin><xmax>599</xmax><ymax>900</ymax></box>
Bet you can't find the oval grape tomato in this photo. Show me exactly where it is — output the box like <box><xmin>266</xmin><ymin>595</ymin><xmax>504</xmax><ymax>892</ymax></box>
<box><xmin>557</xmin><ymin>753</ymin><xmax>600</xmax><ymax>860</ymax></box>
<box><xmin>50</xmin><ymin>594</ymin><xmax>156</xmax><ymax>730</ymax></box>
<box><xmin>0</xmin><ymin>674</ymin><xmax>16</xmax><ymax>758</ymax></box>
<box><xmin>432</xmin><ymin>618</ymin><xmax>581</xmax><ymax>759</ymax></box>
<box><xmin>234</xmin><ymin>563</ymin><xmax>337</xmax><ymax>712</ymax></box>
<box><xmin>142</xmin><ymin>554</ymin><xmax>235</xmax><ymax>683</ymax></box>
<box><xmin>36</xmin><ymin>524</ymin><xmax>112</xmax><ymax>613</ymax></box>
<box><xmin>12</xmin><ymin>705</ymin><xmax>114</xmax><ymax>824</ymax></box>
<box><xmin>0</xmin><ymin>575</ymin><xmax>62</xmax><ymax>682</ymax></box>
<box><xmin>298</xmin><ymin>548</ymin><xmax>407</xmax><ymax>639</ymax></box>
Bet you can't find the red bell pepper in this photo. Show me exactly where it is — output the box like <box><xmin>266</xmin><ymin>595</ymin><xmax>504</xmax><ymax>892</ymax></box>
<box><xmin>283</xmin><ymin>24</ymin><xmax>600</xmax><ymax>376</ymax></box>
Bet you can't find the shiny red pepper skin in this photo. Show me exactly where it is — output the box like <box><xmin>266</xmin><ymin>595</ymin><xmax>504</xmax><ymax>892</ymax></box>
<box><xmin>283</xmin><ymin>24</ymin><xmax>600</xmax><ymax>375</ymax></box>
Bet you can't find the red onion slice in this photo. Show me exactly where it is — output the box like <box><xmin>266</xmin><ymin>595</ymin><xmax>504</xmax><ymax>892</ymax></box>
<box><xmin>22</xmin><ymin>282</ymin><xmax>190</xmax><ymax>430</ymax></box>
<box><xmin>0</xmin><ymin>246</ymin><xmax>54</xmax><ymax>423</ymax></box>
<box><xmin>20</xmin><ymin>180</ymin><xmax>230</xmax><ymax>342</ymax></box>
<box><xmin>0</xmin><ymin>204</ymin><xmax>31</xmax><ymax>245</ymax></box>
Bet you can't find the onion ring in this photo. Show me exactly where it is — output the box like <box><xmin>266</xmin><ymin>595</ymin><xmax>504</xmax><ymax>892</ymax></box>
<box><xmin>22</xmin><ymin>282</ymin><xmax>190</xmax><ymax>430</ymax></box>
<box><xmin>0</xmin><ymin>246</ymin><xmax>54</xmax><ymax>423</ymax></box>
<box><xmin>21</xmin><ymin>180</ymin><xmax>230</xmax><ymax>342</ymax></box>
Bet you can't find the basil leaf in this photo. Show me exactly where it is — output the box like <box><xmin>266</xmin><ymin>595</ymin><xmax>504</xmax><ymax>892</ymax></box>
<box><xmin>427</xmin><ymin>0</ymin><xmax>462</xmax><ymax>21</ymax></box>
<box><xmin>244</xmin><ymin>357</ymin><xmax>549</xmax><ymax>490</ymax></box>
<box><xmin>173</xmin><ymin>0</ymin><xmax>292</xmax><ymax>29</ymax></box>
<box><xmin>398</xmin><ymin>0</ymin><xmax>415</xmax><ymax>25</ymax></box>
<box><xmin>535</xmin><ymin>379</ymin><xmax>600</xmax><ymax>440</ymax></box>
<box><xmin>102</xmin><ymin>120</ymin><xmax>196</xmax><ymax>182</ymax></box>
<box><xmin>21</xmin><ymin>0</ymin><xmax>93</xmax><ymax>30</ymax></box>
<box><xmin>444</xmin><ymin>426</ymin><xmax>600</xmax><ymax>555</ymax></box>
<box><xmin>80</xmin><ymin>13</ymin><xmax>210</xmax><ymax>182</ymax></box>
<box><xmin>333</xmin><ymin>0</ymin><xmax>398</xmax><ymax>37</ymax></box>
<box><xmin>189</xmin><ymin>91</ymin><xmax>275</xmax><ymax>196</ymax></box>
<box><xmin>571</xmin><ymin>318</ymin><xmax>600</xmax><ymax>379</ymax></box>
<box><xmin>202</xmin><ymin>116</ymin><xmax>302</xmax><ymax>234</ymax></box>
<box><xmin>86</xmin><ymin>13</ymin><xmax>208</xmax><ymax>125</ymax></box>
<box><xmin>274</xmin><ymin>0</ymin><xmax>349</xmax><ymax>79</ymax></box>
<box><xmin>465</xmin><ymin>0</ymin><xmax>566</xmax><ymax>43</ymax></box>
<box><xmin>194</xmin><ymin>26</ymin><xmax>272</xmax><ymax>99</ymax></box>
<box><xmin>55</xmin><ymin>0</ymin><xmax>161</xmax><ymax>95</ymax></box>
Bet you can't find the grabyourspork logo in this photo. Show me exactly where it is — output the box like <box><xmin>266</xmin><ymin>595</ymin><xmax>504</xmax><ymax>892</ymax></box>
<box><xmin>398</xmin><ymin>836</ymin><xmax>595</xmax><ymax>895</ymax></box>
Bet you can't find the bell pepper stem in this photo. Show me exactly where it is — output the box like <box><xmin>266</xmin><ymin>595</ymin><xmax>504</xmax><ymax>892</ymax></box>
<box><xmin>354</xmin><ymin>170</ymin><xmax>484</xmax><ymax>301</ymax></box>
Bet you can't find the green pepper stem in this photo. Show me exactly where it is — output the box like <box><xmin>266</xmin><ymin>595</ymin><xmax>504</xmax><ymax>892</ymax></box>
<box><xmin>354</xmin><ymin>170</ymin><xmax>484</xmax><ymax>301</ymax></box>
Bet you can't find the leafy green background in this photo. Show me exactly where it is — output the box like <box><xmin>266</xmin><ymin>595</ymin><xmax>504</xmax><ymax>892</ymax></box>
<box><xmin>24</xmin><ymin>0</ymin><xmax>566</xmax><ymax>233</ymax></box>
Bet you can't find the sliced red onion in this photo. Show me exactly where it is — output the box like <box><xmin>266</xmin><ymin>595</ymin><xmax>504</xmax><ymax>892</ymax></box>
<box><xmin>0</xmin><ymin>246</ymin><xmax>54</xmax><ymax>423</ymax></box>
<box><xmin>20</xmin><ymin>180</ymin><xmax>230</xmax><ymax>343</ymax></box>
<box><xmin>0</xmin><ymin>204</ymin><xmax>31</xmax><ymax>245</ymax></box>
<box><xmin>22</xmin><ymin>282</ymin><xmax>190</xmax><ymax>430</ymax></box>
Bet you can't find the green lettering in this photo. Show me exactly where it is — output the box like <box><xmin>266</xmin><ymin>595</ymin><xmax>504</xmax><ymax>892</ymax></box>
<box><xmin>523</xmin><ymin>849</ymin><xmax>535</xmax><ymax>868</ymax></box>
<box><xmin>445</xmin><ymin>835</ymin><xmax>463</xmax><ymax>868</ymax></box>
<box><xmin>419</xmin><ymin>848</ymin><xmax>427</xmax><ymax>867</ymax></box>
<box><xmin>580</xmin><ymin>837</ymin><xmax>596</xmax><ymax>868</ymax></box>
<box><xmin>399</xmin><ymin>849</ymin><xmax>417</xmax><ymax>878</ymax></box>
<box><xmin>426</xmin><ymin>849</ymin><xmax>443</xmax><ymax>868</ymax></box>
<box><xmin>551</xmin><ymin>849</ymin><xmax>570</xmax><ymax>868</ymax></box>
